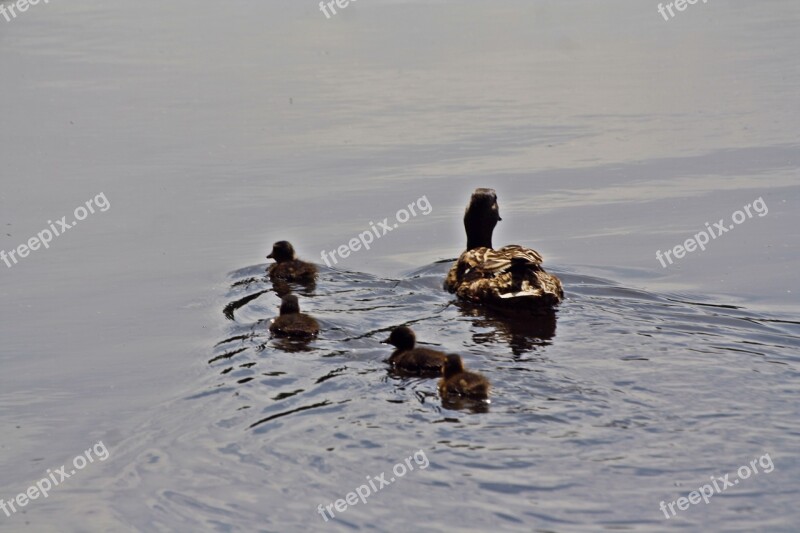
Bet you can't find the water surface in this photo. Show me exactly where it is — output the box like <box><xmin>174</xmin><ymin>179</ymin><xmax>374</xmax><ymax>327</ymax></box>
<box><xmin>0</xmin><ymin>0</ymin><xmax>798</xmax><ymax>531</ymax></box>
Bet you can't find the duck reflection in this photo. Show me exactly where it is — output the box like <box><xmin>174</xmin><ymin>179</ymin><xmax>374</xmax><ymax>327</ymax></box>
<box><xmin>456</xmin><ymin>301</ymin><xmax>557</xmax><ymax>356</ymax></box>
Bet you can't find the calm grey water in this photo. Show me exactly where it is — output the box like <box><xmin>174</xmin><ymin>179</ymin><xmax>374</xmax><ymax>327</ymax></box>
<box><xmin>0</xmin><ymin>1</ymin><xmax>798</xmax><ymax>531</ymax></box>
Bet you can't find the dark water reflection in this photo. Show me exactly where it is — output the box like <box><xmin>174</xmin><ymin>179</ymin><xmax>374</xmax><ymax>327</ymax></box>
<box><xmin>92</xmin><ymin>261</ymin><xmax>799</xmax><ymax>531</ymax></box>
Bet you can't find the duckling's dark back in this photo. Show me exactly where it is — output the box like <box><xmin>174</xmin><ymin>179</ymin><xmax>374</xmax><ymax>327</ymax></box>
<box><xmin>268</xmin><ymin>260</ymin><xmax>317</xmax><ymax>282</ymax></box>
<box><xmin>270</xmin><ymin>313</ymin><xmax>319</xmax><ymax>338</ymax></box>
<box><xmin>388</xmin><ymin>348</ymin><xmax>446</xmax><ymax>377</ymax></box>
<box><xmin>383</xmin><ymin>326</ymin><xmax>446</xmax><ymax>377</ymax></box>
<box><xmin>439</xmin><ymin>354</ymin><xmax>490</xmax><ymax>400</ymax></box>
<box><xmin>269</xmin><ymin>294</ymin><xmax>319</xmax><ymax>338</ymax></box>
<box><xmin>267</xmin><ymin>241</ymin><xmax>317</xmax><ymax>282</ymax></box>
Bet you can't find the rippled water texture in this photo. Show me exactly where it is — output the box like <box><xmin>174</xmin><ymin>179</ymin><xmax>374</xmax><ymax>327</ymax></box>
<box><xmin>80</xmin><ymin>262</ymin><xmax>797</xmax><ymax>531</ymax></box>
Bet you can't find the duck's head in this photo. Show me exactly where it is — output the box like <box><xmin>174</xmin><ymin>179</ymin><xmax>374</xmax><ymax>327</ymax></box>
<box><xmin>382</xmin><ymin>326</ymin><xmax>416</xmax><ymax>350</ymax></box>
<box><xmin>464</xmin><ymin>188</ymin><xmax>501</xmax><ymax>250</ymax></box>
<box><xmin>279</xmin><ymin>294</ymin><xmax>301</xmax><ymax>315</ymax></box>
<box><xmin>443</xmin><ymin>354</ymin><xmax>465</xmax><ymax>378</ymax></box>
<box><xmin>267</xmin><ymin>241</ymin><xmax>297</xmax><ymax>263</ymax></box>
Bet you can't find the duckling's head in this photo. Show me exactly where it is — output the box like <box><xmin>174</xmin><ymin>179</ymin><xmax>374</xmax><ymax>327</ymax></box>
<box><xmin>279</xmin><ymin>294</ymin><xmax>301</xmax><ymax>315</ymax></box>
<box><xmin>464</xmin><ymin>188</ymin><xmax>502</xmax><ymax>250</ymax></box>
<box><xmin>267</xmin><ymin>241</ymin><xmax>296</xmax><ymax>263</ymax></box>
<box><xmin>509</xmin><ymin>256</ymin><xmax>538</xmax><ymax>275</ymax></box>
<box><xmin>443</xmin><ymin>353</ymin><xmax>465</xmax><ymax>378</ymax></box>
<box><xmin>382</xmin><ymin>326</ymin><xmax>416</xmax><ymax>350</ymax></box>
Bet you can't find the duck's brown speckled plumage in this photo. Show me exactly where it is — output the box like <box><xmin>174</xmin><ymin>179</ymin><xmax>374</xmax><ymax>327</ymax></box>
<box><xmin>444</xmin><ymin>189</ymin><xmax>563</xmax><ymax>313</ymax></box>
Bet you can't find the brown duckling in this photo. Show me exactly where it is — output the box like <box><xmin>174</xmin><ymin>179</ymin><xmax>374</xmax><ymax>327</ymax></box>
<box><xmin>269</xmin><ymin>295</ymin><xmax>319</xmax><ymax>338</ymax></box>
<box><xmin>438</xmin><ymin>354</ymin><xmax>490</xmax><ymax>400</ymax></box>
<box><xmin>382</xmin><ymin>326</ymin><xmax>447</xmax><ymax>377</ymax></box>
<box><xmin>267</xmin><ymin>241</ymin><xmax>317</xmax><ymax>282</ymax></box>
<box><xmin>444</xmin><ymin>188</ymin><xmax>563</xmax><ymax>313</ymax></box>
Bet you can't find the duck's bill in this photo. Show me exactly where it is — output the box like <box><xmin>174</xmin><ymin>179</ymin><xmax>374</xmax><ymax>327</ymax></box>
<box><xmin>266</xmin><ymin>253</ymin><xmax>274</xmax><ymax>259</ymax></box>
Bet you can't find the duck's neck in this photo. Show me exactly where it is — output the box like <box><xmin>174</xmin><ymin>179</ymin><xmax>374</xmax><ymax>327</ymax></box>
<box><xmin>464</xmin><ymin>208</ymin><xmax>496</xmax><ymax>250</ymax></box>
<box><xmin>465</xmin><ymin>223</ymin><xmax>493</xmax><ymax>250</ymax></box>
<box><xmin>467</xmin><ymin>235</ymin><xmax>491</xmax><ymax>250</ymax></box>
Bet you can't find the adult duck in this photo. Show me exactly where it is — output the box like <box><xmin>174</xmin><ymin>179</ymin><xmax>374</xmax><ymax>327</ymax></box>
<box><xmin>444</xmin><ymin>188</ymin><xmax>563</xmax><ymax>313</ymax></box>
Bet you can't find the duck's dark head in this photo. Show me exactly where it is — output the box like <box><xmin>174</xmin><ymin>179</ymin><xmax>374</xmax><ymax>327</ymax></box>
<box><xmin>443</xmin><ymin>354</ymin><xmax>465</xmax><ymax>378</ymax></box>
<box><xmin>464</xmin><ymin>188</ymin><xmax>501</xmax><ymax>250</ymax></box>
<box><xmin>382</xmin><ymin>326</ymin><xmax>416</xmax><ymax>350</ymax></box>
<box><xmin>267</xmin><ymin>241</ymin><xmax>296</xmax><ymax>263</ymax></box>
<box><xmin>279</xmin><ymin>294</ymin><xmax>301</xmax><ymax>315</ymax></box>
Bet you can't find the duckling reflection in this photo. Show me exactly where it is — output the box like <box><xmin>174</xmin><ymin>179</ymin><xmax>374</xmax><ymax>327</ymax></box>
<box><xmin>382</xmin><ymin>326</ymin><xmax>446</xmax><ymax>378</ymax></box>
<box><xmin>440</xmin><ymin>394</ymin><xmax>491</xmax><ymax>413</ymax></box>
<box><xmin>266</xmin><ymin>241</ymin><xmax>318</xmax><ymax>284</ymax></box>
<box><xmin>269</xmin><ymin>295</ymin><xmax>319</xmax><ymax>339</ymax></box>
<box><xmin>456</xmin><ymin>300</ymin><xmax>556</xmax><ymax>356</ymax></box>
<box><xmin>270</xmin><ymin>277</ymin><xmax>316</xmax><ymax>299</ymax></box>
<box><xmin>270</xmin><ymin>336</ymin><xmax>317</xmax><ymax>354</ymax></box>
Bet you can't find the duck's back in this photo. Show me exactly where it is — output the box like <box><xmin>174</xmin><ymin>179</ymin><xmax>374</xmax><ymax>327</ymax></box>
<box><xmin>439</xmin><ymin>372</ymin><xmax>490</xmax><ymax>399</ymax></box>
<box><xmin>268</xmin><ymin>260</ymin><xmax>317</xmax><ymax>282</ymax></box>
<box><xmin>445</xmin><ymin>245</ymin><xmax>562</xmax><ymax>312</ymax></box>
<box><xmin>389</xmin><ymin>348</ymin><xmax>446</xmax><ymax>376</ymax></box>
<box><xmin>270</xmin><ymin>313</ymin><xmax>319</xmax><ymax>338</ymax></box>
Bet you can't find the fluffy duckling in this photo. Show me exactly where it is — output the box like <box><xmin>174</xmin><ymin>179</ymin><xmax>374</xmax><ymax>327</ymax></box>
<box><xmin>269</xmin><ymin>295</ymin><xmax>319</xmax><ymax>338</ymax></box>
<box><xmin>438</xmin><ymin>354</ymin><xmax>490</xmax><ymax>400</ymax></box>
<box><xmin>267</xmin><ymin>241</ymin><xmax>317</xmax><ymax>282</ymax></box>
<box><xmin>444</xmin><ymin>188</ymin><xmax>563</xmax><ymax>313</ymax></box>
<box><xmin>382</xmin><ymin>326</ymin><xmax>447</xmax><ymax>377</ymax></box>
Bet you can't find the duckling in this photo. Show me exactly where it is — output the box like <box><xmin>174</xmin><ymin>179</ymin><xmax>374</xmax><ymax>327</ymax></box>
<box><xmin>269</xmin><ymin>294</ymin><xmax>319</xmax><ymax>338</ymax></box>
<box><xmin>267</xmin><ymin>241</ymin><xmax>317</xmax><ymax>282</ymax></box>
<box><xmin>444</xmin><ymin>188</ymin><xmax>563</xmax><ymax>313</ymax></box>
<box><xmin>438</xmin><ymin>354</ymin><xmax>490</xmax><ymax>400</ymax></box>
<box><xmin>382</xmin><ymin>326</ymin><xmax>447</xmax><ymax>377</ymax></box>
